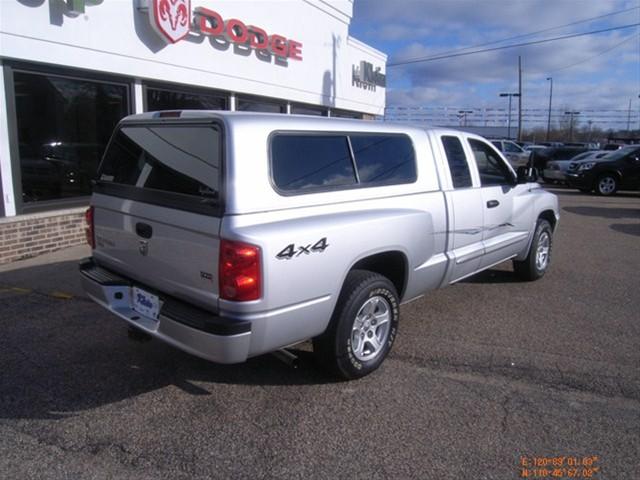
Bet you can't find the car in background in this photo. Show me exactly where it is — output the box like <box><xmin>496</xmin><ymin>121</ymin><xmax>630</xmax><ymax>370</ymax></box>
<box><xmin>531</xmin><ymin>146</ymin><xmax>589</xmax><ymax>174</ymax></box>
<box><xmin>564</xmin><ymin>142</ymin><xmax>599</xmax><ymax>149</ymax></box>
<box><xmin>566</xmin><ymin>145</ymin><xmax>640</xmax><ymax>195</ymax></box>
<box><xmin>543</xmin><ymin>150</ymin><xmax>609</xmax><ymax>184</ymax></box>
<box><xmin>601</xmin><ymin>143</ymin><xmax>624</xmax><ymax>151</ymax></box>
<box><xmin>491</xmin><ymin>139</ymin><xmax>530</xmax><ymax>167</ymax></box>
<box><xmin>524</xmin><ymin>144</ymin><xmax>548</xmax><ymax>154</ymax></box>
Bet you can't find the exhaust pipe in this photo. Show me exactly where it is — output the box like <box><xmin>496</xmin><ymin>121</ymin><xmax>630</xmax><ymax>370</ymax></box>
<box><xmin>272</xmin><ymin>349</ymin><xmax>299</xmax><ymax>369</ymax></box>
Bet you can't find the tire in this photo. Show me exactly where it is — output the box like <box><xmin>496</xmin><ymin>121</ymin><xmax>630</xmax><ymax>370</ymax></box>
<box><xmin>313</xmin><ymin>270</ymin><xmax>399</xmax><ymax>380</ymax></box>
<box><xmin>513</xmin><ymin>219</ymin><xmax>553</xmax><ymax>281</ymax></box>
<box><xmin>596</xmin><ymin>174</ymin><xmax>618</xmax><ymax>196</ymax></box>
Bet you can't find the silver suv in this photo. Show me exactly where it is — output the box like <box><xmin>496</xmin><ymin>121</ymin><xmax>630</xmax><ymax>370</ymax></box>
<box><xmin>81</xmin><ymin>112</ymin><xmax>558</xmax><ymax>379</ymax></box>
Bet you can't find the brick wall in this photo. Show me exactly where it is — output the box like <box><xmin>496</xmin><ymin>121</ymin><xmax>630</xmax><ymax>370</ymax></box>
<box><xmin>0</xmin><ymin>208</ymin><xmax>87</xmax><ymax>265</ymax></box>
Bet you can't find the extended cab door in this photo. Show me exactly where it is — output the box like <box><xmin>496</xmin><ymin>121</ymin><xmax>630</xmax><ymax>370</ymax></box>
<box><xmin>466</xmin><ymin>138</ymin><xmax>533</xmax><ymax>269</ymax></box>
<box><xmin>436</xmin><ymin>134</ymin><xmax>485</xmax><ymax>282</ymax></box>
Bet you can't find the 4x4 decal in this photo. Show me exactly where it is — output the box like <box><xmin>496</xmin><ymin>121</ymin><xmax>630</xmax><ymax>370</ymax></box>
<box><xmin>276</xmin><ymin>238</ymin><xmax>329</xmax><ymax>260</ymax></box>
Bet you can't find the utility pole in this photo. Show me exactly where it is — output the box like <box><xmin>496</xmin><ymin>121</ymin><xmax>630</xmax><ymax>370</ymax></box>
<box><xmin>546</xmin><ymin>77</ymin><xmax>553</xmax><ymax>141</ymax></box>
<box><xmin>500</xmin><ymin>93</ymin><xmax>520</xmax><ymax>139</ymax></box>
<box><xmin>564</xmin><ymin>111</ymin><xmax>580</xmax><ymax>142</ymax></box>
<box><xmin>627</xmin><ymin>98</ymin><xmax>632</xmax><ymax>132</ymax></box>
<box><xmin>517</xmin><ymin>55</ymin><xmax>522</xmax><ymax>141</ymax></box>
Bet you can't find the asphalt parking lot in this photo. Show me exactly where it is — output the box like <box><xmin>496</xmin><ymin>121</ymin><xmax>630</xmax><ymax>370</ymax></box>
<box><xmin>1</xmin><ymin>187</ymin><xmax>638</xmax><ymax>479</ymax></box>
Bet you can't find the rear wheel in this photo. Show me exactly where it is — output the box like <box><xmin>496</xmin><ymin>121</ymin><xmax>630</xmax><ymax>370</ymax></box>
<box><xmin>596</xmin><ymin>174</ymin><xmax>618</xmax><ymax>196</ymax></box>
<box><xmin>313</xmin><ymin>270</ymin><xmax>399</xmax><ymax>380</ymax></box>
<box><xmin>513</xmin><ymin>219</ymin><xmax>553</xmax><ymax>281</ymax></box>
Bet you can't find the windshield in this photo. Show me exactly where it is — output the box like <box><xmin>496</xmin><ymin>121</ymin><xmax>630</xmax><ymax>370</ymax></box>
<box><xmin>601</xmin><ymin>147</ymin><xmax>640</xmax><ymax>162</ymax></box>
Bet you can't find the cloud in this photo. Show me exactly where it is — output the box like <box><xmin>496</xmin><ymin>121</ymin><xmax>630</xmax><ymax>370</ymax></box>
<box><xmin>351</xmin><ymin>0</ymin><xmax>640</xmax><ymax>128</ymax></box>
<box><xmin>354</xmin><ymin>0</ymin><xmax>633</xmax><ymax>42</ymax></box>
<box><xmin>390</xmin><ymin>31</ymin><xmax>639</xmax><ymax>87</ymax></box>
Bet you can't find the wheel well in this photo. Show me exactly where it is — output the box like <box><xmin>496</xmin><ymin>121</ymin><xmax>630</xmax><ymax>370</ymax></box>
<box><xmin>539</xmin><ymin>210</ymin><xmax>557</xmax><ymax>231</ymax></box>
<box><xmin>351</xmin><ymin>251</ymin><xmax>407</xmax><ymax>298</ymax></box>
<box><xmin>597</xmin><ymin>170</ymin><xmax>621</xmax><ymax>181</ymax></box>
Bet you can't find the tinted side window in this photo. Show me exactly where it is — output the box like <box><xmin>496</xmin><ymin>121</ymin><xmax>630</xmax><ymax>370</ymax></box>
<box><xmin>99</xmin><ymin>125</ymin><xmax>220</xmax><ymax>198</ymax></box>
<box><xmin>468</xmin><ymin>139</ymin><xmax>513</xmax><ymax>186</ymax></box>
<box><xmin>271</xmin><ymin>135</ymin><xmax>356</xmax><ymax>192</ymax></box>
<box><xmin>350</xmin><ymin>135</ymin><xmax>416</xmax><ymax>185</ymax></box>
<box><xmin>441</xmin><ymin>136</ymin><xmax>472</xmax><ymax>188</ymax></box>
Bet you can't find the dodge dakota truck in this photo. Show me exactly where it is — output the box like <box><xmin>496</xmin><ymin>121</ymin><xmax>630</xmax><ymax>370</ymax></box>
<box><xmin>80</xmin><ymin>112</ymin><xmax>558</xmax><ymax>379</ymax></box>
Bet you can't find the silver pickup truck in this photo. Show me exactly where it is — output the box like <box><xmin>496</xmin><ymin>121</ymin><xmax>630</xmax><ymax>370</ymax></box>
<box><xmin>80</xmin><ymin>111</ymin><xmax>558</xmax><ymax>379</ymax></box>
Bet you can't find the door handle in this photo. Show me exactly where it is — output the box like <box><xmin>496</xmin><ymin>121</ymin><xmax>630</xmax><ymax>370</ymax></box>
<box><xmin>486</xmin><ymin>200</ymin><xmax>500</xmax><ymax>209</ymax></box>
<box><xmin>135</xmin><ymin>222</ymin><xmax>153</xmax><ymax>239</ymax></box>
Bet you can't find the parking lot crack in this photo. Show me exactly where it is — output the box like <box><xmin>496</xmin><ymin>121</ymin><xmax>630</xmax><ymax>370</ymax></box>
<box><xmin>390</xmin><ymin>353</ymin><xmax>640</xmax><ymax>402</ymax></box>
<box><xmin>499</xmin><ymin>395</ymin><xmax>511</xmax><ymax>435</ymax></box>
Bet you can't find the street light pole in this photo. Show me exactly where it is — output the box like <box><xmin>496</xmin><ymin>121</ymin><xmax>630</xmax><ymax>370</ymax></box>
<box><xmin>458</xmin><ymin>110</ymin><xmax>473</xmax><ymax>126</ymax></box>
<box><xmin>500</xmin><ymin>92</ymin><xmax>520</xmax><ymax>139</ymax></box>
<box><xmin>546</xmin><ymin>77</ymin><xmax>553</xmax><ymax>141</ymax></box>
<box><xmin>564</xmin><ymin>111</ymin><xmax>580</xmax><ymax>142</ymax></box>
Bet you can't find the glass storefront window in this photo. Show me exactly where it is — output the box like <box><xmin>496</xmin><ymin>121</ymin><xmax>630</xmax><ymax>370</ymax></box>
<box><xmin>14</xmin><ymin>70</ymin><xmax>129</xmax><ymax>205</ymax></box>
<box><xmin>146</xmin><ymin>86</ymin><xmax>227</xmax><ymax>111</ymax></box>
<box><xmin>291</xmin><ymin>103</ymin><xmax>328</xmax><ymax>116</ymax></box>
<box><xmin>237</xmin><ymin>95</ymin><xmax>286</xmax><ymax>113</ymax></box>
<box><xmin>331</xmin><ymin>109</ymin><xmax>363</xmax><ymax>119</ymax></box>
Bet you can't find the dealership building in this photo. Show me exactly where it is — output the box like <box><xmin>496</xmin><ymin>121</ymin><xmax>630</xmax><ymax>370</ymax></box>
<box><xmin>0</xmin><ymin>0</ymin><xmax>386</xmax><ymax>264</ymax></box>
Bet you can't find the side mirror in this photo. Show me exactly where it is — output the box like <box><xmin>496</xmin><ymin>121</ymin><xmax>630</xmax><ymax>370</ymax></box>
<box><xmin>516</xmin><ymin>166</ymin><xmax>538</xmax><ymax>184</ymax></box>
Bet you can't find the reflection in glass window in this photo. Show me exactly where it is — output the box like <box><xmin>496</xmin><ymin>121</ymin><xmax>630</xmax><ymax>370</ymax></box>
<box><xmin>468</xmin><ymin>139</ymin><xmax>513</xmax><ymax>186</ymax></box>
<box><xmin>147</xmin><ymin>86</ymin><xmax>227</xmax><ymax>111</ymax></box>
<box><xmin>237</xmin><ymin>95</ymin><xmax>286</xmax><ymax>113</ymax></box>
<box><xmin>99</xmin><ymin>126</ymin><xmax>220</xmax><ymax>198</ymax></box>
<box><xmin>441</xmin><ymin>136</ymin><xmax>472</xmax><ymax>188</ymax></box>
<box><xmin>291</xmin><ymin>104</ymin><xmax>327</xmax><ymax>116</ymax></box>
<box><xmin>271</xmin><ymin>135</ymin><xmax>356</xmax><ymax>191</ymax></box>
<box><xmin>14</xmin><ymin>71</ymin><xmax>129</xmax><ymax>204</ymax></box>
<box><xmin>351</xmin><ymin>135</ymin><xmax>416</xmax><ymax>185</ymax></box>
<box><xmin>331</xmin><ymin>109</ymin><xmax>362</xmax><ymax>119</ymax></box>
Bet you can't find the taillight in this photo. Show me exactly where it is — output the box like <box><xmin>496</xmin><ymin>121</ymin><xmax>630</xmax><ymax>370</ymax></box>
<box><xmin>85</xmin><ymin>206</ymin><xmax>95</xmax><ymax>249</ymax></box>
<box><xmin>219</xmin><ymin>239</ymin><xmax>261</xmax><ymax>301</ymax></box>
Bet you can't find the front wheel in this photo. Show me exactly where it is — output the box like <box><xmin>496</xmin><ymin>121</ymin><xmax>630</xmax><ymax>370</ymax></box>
<box><xmin>313</xmin><ymin>270</ymin><xmax>399</xmax><ymax>380</ymax></box>
<box><xmin>513</xmin><ymin>219</ymin><xmax>553</xmax><ymax>281</ymax></box>
<box><xmin>596</xmin><ymin>174</ymin><xmax>618</xmax><ymax>196</ymax></box>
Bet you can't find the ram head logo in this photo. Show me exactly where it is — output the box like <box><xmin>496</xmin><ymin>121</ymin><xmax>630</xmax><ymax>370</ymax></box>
<box><xmin>149</xmin><ymin>0</ymin><xmax>191</xmax><ymax>44</ymax></box>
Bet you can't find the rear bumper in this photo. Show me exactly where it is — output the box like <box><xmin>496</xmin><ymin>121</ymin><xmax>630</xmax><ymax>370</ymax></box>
<box><xmin>80</xmin><ymin>258</ymin><xmax>251</xmax><ymax>363</ymax></box>
<box><xmin>542</xmin><ymin>168</ymin><xmax>565</xmax><ymax>181</ymax></box>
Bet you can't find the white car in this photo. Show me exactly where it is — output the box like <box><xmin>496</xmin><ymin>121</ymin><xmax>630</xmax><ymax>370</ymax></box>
<box><xmin>491</xmin><ymin>139</ymin><xmax>530</xmax><ymax>167</ymax></box>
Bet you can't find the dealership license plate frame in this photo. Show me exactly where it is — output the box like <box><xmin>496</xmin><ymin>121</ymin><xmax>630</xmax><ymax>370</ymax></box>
<box><xmin>132</xmin><ymin>286</ymin><xmax>160</xmax><ymax>320</ymax></box>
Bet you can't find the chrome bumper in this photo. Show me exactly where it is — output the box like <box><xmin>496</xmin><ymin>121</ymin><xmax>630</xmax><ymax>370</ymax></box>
<box><xmin>80</xmin><ymin>259</ymin><xmax>251</xmax><ymax>364</ymax></box>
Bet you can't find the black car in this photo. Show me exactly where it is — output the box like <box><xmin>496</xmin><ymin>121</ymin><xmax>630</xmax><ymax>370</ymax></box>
<box><xmin>565</xmin><ymin>145</ymin><xmax>640</xmax><ymax>195</ymax></box>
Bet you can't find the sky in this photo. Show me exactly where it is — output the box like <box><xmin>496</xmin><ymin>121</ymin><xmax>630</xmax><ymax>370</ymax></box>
<box><xmin>349</xmin><ymin>0</ymin><xmax>640</xmax><ymax>130</ymax></box>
